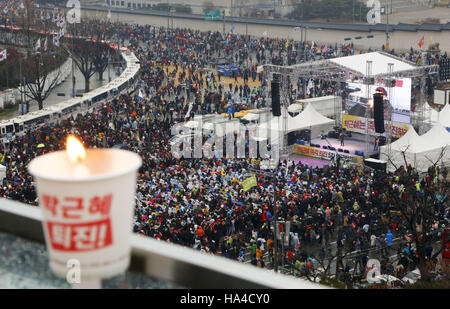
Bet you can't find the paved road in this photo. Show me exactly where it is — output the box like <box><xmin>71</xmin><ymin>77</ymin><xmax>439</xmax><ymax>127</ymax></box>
<box><xmin>0</xmin><ymin>62</ymin><xmax>117</xmax><ymax>120</ymax></box>
<box><xmin>380</xmin><ymin>6</ymin><xmax>450</xmax><ymax>24</ymax></box>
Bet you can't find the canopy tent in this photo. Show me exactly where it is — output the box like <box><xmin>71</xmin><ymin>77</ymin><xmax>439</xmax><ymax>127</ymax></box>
<box><xmin>253</xmin><ymin>104</ymin><xmax>335</xmax><ymax>144</ymax></box>
<box><xmin>0</xmin><ymin>164</ymin><xmax>5</xmax><ymax>182</ymax></box>
<box><xmin>257</xmin><ymin>104</ymin><xmax>334</xmax><ymax>133</ymax></box>
<box><xmin>438</xmin><ymin>104</ymin><xmax>450</xmax><ymax>130</ymax></box>
<box><xmin>291</xmin><ymin>103</ymin><xmax>335</xmax><ymax>128</ymax></box>
<box><xmin>184</xmin><ymin>120</ymin><xmax>200</xmax><ymax>129</ymax></box>
<box><xmin>287</xmin><ymin>104</ymin><xmax>303</xmax><ymax>113</ymax></box>
<box><xmin>423</xmin><ymin>103</ymin><xmax>440</xmax><ymax>124</ymax></box>
<box><xmin>383</xmin><ymin>126</ymin><xmax>420</xmax><ymax>153</ymax></box>
<box><xmin>380</xmin><ymin>124</ymin><xmax>450</xmax><ymax>172</ymax></box>
<box><xmin>241</xmin><ymin>113</ymin><xmax>260</xmax><ymax>121</ymax></box>
<box><xmin>417</xmin><ymin>123</ymin><xmax>450</xmax><ymax>152</ymax></box>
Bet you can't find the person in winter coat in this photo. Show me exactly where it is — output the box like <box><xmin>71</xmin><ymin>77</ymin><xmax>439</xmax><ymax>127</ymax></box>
<box><xmin>385</xmin><ymin>229</ymin><xmax>393</xmax><ymax>254</ymax></box>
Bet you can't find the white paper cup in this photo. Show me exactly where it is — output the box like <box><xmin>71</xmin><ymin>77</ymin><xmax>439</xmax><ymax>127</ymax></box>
<box><xmin>28</xmin><ymin>149</ymin><xmax>142</xmax><ymax>280</ymax></box>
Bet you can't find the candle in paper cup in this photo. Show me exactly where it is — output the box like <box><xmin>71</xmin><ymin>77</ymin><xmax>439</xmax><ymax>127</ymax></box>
<box><xmin>66</xmin><ymin>135</ymin><xmax>90</xmax><ymax>178</ymax></box>
<box><xmin>28</xmin><ymin>135</ymin><xmax>142</xmax><ymax>281</ymax></box>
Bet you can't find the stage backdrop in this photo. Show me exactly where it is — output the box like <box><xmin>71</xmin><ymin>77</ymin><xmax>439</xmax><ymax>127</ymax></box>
<box><xmin>342</xmin><ymin>114</ymin><xmax>410</xmax><ymax>138</ymax></box>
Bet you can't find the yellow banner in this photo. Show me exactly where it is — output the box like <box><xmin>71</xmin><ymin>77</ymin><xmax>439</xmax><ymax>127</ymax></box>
<box><xmin>342</xmin><ymin>114</ymin><xmax>409</xmax><ymax>138</ymax></box>
<box><xmin>294</xmin><ymin>144</ymin><xmax>364</xmax><ymax>165</ymax></box>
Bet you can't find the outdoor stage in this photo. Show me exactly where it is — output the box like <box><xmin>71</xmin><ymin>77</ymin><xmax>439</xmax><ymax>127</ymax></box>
<box><xmin>290</xmin><ymin>132</ymin><xmax>378</xmax><ymax>168</ymax></box>
<box><xmin>310</xmin><ymin>132</ymin><xmax>378</xmax><ymax>158</ymax></box>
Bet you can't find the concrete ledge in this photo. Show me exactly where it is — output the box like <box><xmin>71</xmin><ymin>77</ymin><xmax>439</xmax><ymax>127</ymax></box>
<box><xmin>0</xmin><ymin>198</ymin><xmax>329</xmax><ymax>289</ymax></box>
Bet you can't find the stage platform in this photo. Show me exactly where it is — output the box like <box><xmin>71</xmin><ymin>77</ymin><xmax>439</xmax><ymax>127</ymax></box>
<box><xmin>309</xmin><ymin>132</ymin><xmax>378</xmax><ymax>158</ymax></box>
<box><xmin>289</xmin><ymin>154</ymin><xmax>332</xmax><ymax>168</ymax></box>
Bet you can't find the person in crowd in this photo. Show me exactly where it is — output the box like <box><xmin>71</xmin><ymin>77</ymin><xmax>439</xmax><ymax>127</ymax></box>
<box><xmin>0</xmin><ymin>18</ymin><xmax>447</xmax><ymax>276</ymax></box>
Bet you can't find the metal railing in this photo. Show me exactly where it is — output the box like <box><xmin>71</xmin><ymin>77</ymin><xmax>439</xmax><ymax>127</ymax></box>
<box><xmin>0</xmin><ymin>198</ymin><xmax>329</xmax><ymax>289</ymax></box>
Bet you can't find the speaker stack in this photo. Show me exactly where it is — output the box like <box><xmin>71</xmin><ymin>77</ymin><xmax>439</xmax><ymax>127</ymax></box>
<box><xmin>272</xmin><ymin>74</ymin><xmax>281</xmax><ymax>117</ymax></box>
<box><xmin>373</xmin><ymin>93</ymin><xmax>385</xmax><ymax>134</ymax></box>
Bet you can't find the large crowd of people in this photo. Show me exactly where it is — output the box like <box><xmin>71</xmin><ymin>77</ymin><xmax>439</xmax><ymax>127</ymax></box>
<box><xmin>0</xmin><ymin>19</ymin><xmax>448</xmax><ymax>283</ymax></box>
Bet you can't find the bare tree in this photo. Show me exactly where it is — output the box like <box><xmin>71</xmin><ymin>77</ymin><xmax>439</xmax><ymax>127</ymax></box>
<box><xmin>65</xmin><ymin>18</ymin><xmax>114</xmax><ymax>91</ymax></box>
<box><xmin>21</xmin><ymin>48</ymin><xmax>67</xmax><ymax>110</ymax></box>
<box><xmin>382</xmin><ymin>146</ymin><xmax>449</xmax><ymax>281</ymax></box>
<box><xmin>13</xmin><ymin>0</ymin><xmax>68</xmax><ymax>110</ymax></box>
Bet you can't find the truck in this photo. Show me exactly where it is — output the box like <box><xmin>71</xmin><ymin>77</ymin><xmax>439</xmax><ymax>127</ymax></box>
<box><xmin>290</xmin><ymin>95</ymin><xmax>341</xmax><ymax>119</ymax></box>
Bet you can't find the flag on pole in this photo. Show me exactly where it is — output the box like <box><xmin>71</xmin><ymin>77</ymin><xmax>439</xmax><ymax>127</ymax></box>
<box><xmin>429</xmin><ymin>36</ymin><xmax>433</xmax><ymax>44</ymax></box>
<box><xmin>230</xmin><ymin>24</ymin><xmax>235</xmax><ymax>33</ymax></box>
<box><xmin>137</xmin><ymin>89</ymin><xmax>145</xmax><ymax>101</ymax></box>
<box><xmin>57</xmin><ymin>16</ymin><xmax>65</xmax><ymax>28</ymax></box>
<box><xmin>262</xmin><ymin>31</ymin><xmax>267</xmax><ymax>37</ymax></box>
<box><xmin>0</xmin><ymin>49</ymin><xmax>7</xmax><ymax>62</ymax></box>
<box><xmin>35</xmin><ymin>39</ymin><xmax>41</xmax><ymax>51</ymax></box>
<box><xmin>394</xmin><ymin>80</ymin><xmax>403</xmax><ymax>87</ymax></box>
<box><xmin>107</xmin><ymin>10</ymin><xmax>111</xmax><ymax>19</ymax></box>
<box><xmin>306</xmin><ymin>79</ymin><xmax>313</xmax><ymax>96</ymax></box>
<box><xmin>418</xmin><ymin>36</ymin><xmax>424</xmax><ymax>48</ymax></box>
<box><xmin>242</xmin><ymin>175</ymin><xmax>257</xmax><ymax>192</ymax></box>
<box><xmin>184</xmin><ymin>103</ymin><xmax>193</xmax><ymax>119</ymax></box>
<box><xmin>285</xmin><ymin>39</ymin><xmax>290</xmax><ymax>48</ymax></box>
<box><xmin>53</xmin><ymin>34</ymin><xmax>60</xmax><ymax>47</ymax></box>
<box><xmin>19</xmin><ymin>2</ymin><xmax>25</xmax><ymax>9</ymax></box>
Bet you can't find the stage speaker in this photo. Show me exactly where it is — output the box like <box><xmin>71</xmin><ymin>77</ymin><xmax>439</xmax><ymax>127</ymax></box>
<box><xmin>287</xmin><ymin>132</ymin><xmax>297</xmax><ymax>145</ymax></box>
<box><xmin>272</xmin><ymin>74</ymin><xmax>281</xmax><ymax>117</ymax></box>
<box><xmin>364</xmin><ymin>158</ymin><xmax>386</xmax><ymax>172</ymax></box>
<box><xmin>373</xmin><ymin>93</ymin><xmax>385</xmax><ymax>133</ymax></box>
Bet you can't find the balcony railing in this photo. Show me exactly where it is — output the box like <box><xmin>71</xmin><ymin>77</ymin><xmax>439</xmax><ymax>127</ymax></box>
<box><xmin>0</xmin><ymin>198</ymin><xmax>328</xmax><ymax>289</ymax></box>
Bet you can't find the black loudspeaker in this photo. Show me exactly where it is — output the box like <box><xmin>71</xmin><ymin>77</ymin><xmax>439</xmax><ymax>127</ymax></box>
<box><xmin>373</xmin><ymin>93</ymin><xmax>385</xmax><ymax>133</ymax></box>
<box><xmin>272</xmin><ymin>75</ymin><xmax>281</xmax><ymax>116</ymax></box>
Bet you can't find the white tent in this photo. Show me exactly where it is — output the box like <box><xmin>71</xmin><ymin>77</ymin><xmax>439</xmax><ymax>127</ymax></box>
<box><xmin>380</xmin><ymin>124</ymin><xmax>450</xmax><ymax>172</ymax></box>
<box><xmin>438</xmin><ymin>104</ymin><xmax>450</xmax><ymax>129</ymax></box>
<box><xmin>291</xmin><ymin>103</ymin><xmax>335</xmax><ymax>128</ymax></box>
<box><xmin>242</xmin><ymin>113</ymin><xmax>260</xmax><ymax>121</ymax></box>
<box><xmin>417</xmin><ymin>123</ymin><xmax>450</xmax><ymax>152</ymax></box>
<box><xmin>383</xmin><ymin>126</ymin><xmax>420</xmax><ymax>153</ymax></box>
<box><xmin>423</xmin><ymin>103</ymin><xmax>440</xmax><ymax>124</ymax></box>
<box><xmin>257</xmin><ymin>104</ymin><xmax>334</xmax><ymax>133</ymax></box>
<box><xmin>253</xmin><ymin>104</ymin><xmax>335</xmax><ymax>143</ymax></box>
<box><xmin>287</xmin><ymin>104</ymin><xmax>303</xmax><ymax>113</ymax></box>
<box><xmin>0</xmin><ymin>164</ymin><xmax>5</xmax><ymax>181</ymax></box>
<box><xmin>184</xmin><ymin>120</ymin><xmax>200</xmax><ymax>128</ymax></box>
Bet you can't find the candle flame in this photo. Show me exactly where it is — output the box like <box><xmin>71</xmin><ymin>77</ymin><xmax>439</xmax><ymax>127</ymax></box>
<box><xmin>66</xmin><ymin>135</ymin><xmax>86</xmax><ymax>163</ymax></box>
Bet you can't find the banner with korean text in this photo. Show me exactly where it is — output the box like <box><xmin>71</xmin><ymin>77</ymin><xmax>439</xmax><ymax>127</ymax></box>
<box><xmin>293</xmin><ymin>144</ymin><xmax>364</xmax><ymax>165</ymax></box>
<box><xmin>342</xmin><ymin>114</ymin><xmax>409</xmax><ymax>138</ymax></box>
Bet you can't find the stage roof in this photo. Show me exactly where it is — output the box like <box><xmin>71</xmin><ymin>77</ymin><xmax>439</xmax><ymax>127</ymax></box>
<box><xmin>329</xmin><ymin>52</ymin><xmax>415</xmax><ymax>76</ymax></box>
<box><xmin>263</xmin><ymin>51</ymin><xmax>438</xmax><ymax>82</ymax></box>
